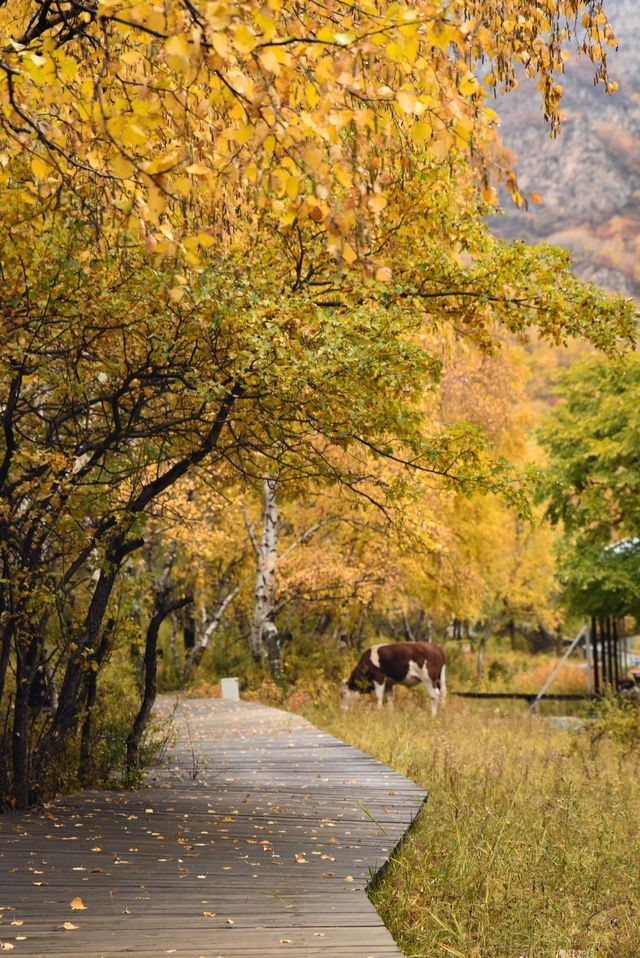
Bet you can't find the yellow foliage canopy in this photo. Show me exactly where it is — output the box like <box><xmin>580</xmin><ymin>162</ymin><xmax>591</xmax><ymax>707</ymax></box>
<box><xmin>0</xmin><ymin>0</ymin><xmax>619</xmax><ymax>257</ymax></box>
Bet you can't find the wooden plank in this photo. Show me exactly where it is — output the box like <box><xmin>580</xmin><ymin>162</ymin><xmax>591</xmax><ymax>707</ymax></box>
<box><xmin>0</xmin><ymin>698</ymin><xmax>427</xmax><ymax>956</ymax></box>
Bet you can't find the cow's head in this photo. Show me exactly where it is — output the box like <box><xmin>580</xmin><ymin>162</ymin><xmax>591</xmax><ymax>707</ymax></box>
<box><xmin>339</xmin><ymin>679</ymin><xmax>360</xmax><ymax>710</ymax></box>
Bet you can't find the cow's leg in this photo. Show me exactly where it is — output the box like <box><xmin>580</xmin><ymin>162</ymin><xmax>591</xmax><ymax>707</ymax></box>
<box><xmin>439</xmin><ymin>665</ymin><xmax>447</xmax><ymax>708</ymax></box>
<box><xmin>374</xmin><ymin>681</ymin><xmax>385</xmax><ymax>709</ymax></box>
<box><xmin>421</xmin><ymin>672</ymin><xmax>440</xmax><ymax>718</ymax></box>
<box><xmin>385</xmin><ymin>682</ymin><xmax>395</xmax><ymax>710</ymax></box>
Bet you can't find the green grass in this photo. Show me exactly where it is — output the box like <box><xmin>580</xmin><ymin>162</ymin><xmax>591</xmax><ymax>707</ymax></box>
<box><xmin>301</xmin><ymin>695</ymin><xmax>640</xmax><ymax>958</ymax></box>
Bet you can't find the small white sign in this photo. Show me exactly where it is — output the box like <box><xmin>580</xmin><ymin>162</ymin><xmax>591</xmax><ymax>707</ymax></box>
<box><xmin>220</xmin><ymin>677</ymin><xmax>240</xmax><ymax>701</ymax></box>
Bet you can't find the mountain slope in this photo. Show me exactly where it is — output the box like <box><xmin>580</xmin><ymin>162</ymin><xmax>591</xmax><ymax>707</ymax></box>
<box><xmin>491</xmin><ymin>0</ymin><xmax>640</xmax><ymax>299</ymax></box>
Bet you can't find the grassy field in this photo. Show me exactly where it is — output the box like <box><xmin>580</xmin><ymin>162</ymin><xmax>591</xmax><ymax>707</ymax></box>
<box><xmin>300</xmin><ymin>694</ymin><xmax>640</xmax><ymax>958</ymax></box>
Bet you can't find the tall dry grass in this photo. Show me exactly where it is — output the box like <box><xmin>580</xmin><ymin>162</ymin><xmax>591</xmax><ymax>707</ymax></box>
<box><xmin>302</xmin><ymin>697</ymin><xmax>640</xmax><ymax>958</ymax></box>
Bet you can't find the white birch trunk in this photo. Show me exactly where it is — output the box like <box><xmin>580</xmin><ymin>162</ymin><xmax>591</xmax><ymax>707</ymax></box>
<box><xmin>249</xmin><ymin>479</ymin><xmax>279</xmax><ymax>663</ymax></box>
<box><xmin>183</xmin><ymin>588</ymin><xmax>239</xmax><ymax>682</ymax></box>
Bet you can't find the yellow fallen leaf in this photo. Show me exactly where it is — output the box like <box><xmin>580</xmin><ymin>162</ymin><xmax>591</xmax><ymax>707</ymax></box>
<box><xmin>70</xmin><ymin>897</ymin><xmax>87</xmax><ymax>910</ymax></box>
<box><xmin>62</xmin><ymin>922</ymin><xmax>79</xmax><ymax>931</ymax></box>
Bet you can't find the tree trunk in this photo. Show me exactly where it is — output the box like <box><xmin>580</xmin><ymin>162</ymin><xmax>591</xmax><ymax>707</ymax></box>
<box><xmin>12</xmin><ymin>632</ymin><xmax>41</xmax><ymax>808</ymax></box>
<box><xmin>183</xmin><ymin>602</ymin><xmax>196</xmax><ymax>650</ymax></box>
<box><xmin>0</xmin><ymin>612</ymin><xmax>12</xmax><ymax>709</ymax></box>
<box><xmin>79</xmin><ymin>625</ymin><xmax>112</xmax><ymax>787</ymax></box>
<box><xmin>425</xmin><ymin>614</ymin><xmax>433</xmax><ymax>643</ymax></box>
<box><xmin>183</xmin><ymin>588</ymin><xmax>239</xmax><ymax>683</ymax></box>
<box><xmin>31</xmin><ymin>534</ymin><xmax>134</xmax><ymax>791</ymax></box>
<box><xmin>476</xmin><ymin>634</ymin><xmax>487</xmax><ymax>681</ymax></box>
<box><xmin>264</xmin><ymin>620</ymin><xmax>283</xmax><ymax>686</ymax></box>
<box><xmin>169</xmin><ymin>611</ymin><xmax>181</xmax><ymax>677</ymax></box>
<box><xmin>248</xmin><ymin>479</ymin><xmax>279</xmax><ymax>663</ymax></box>
<box><xmin>403</xmin><ymin>611</ymin><xmax>416</xmax><ymax>642</ymax></box>
<box><xmin>126</xmin><ymin>592</ymin><xmax>190</xmax><ymax>773</ymax></box>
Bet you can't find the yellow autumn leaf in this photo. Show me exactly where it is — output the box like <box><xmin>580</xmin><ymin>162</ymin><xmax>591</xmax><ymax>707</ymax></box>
<box><xmin>369</xmin><ymin>194</ymin><xmax>387</xmax><ymax>213</ymax></box>
<box><xmin>111</xmin><ymin>155</ymin><xmax>135</xmax><ymax>179</ymax></box>
<box><xmin>459</xmin><ymin>73</ymin><xmax>480</xmax><ymax>96</ymax></box>
<box><xmin>482</xmin><ymin>186</ymin><xmax>499</xmax><ymax>206</ymax></box>
<box><xmin>31</xmin><ymin>156</ymin><xmax>50</xmax><ymax>179</ymax></box>
<box><xmin>232</xmin><ymin>23</ymin><xmax>254</xmax><ymax>54</ymax></box>
<box><xmin>164</xmin><ymin>34</ymin><xmax>191</xmax><ymax>73</ymax></box>
<box><xmin>342</xmin><ymin>242</ymin><xmax>358</xmax><ymax>265</ymax></box>
<box><xmin>411</xmin><ymin>119</ymin><xmax>432</xmax><ymax>146</ymax></box>
<box><xmin>397</xmin><ymin>90</ymin><xmax>418</xmax><ymax>115</ymax></box>
<box><xmin>69</xmin><ymin>897</ymin><xmax>87</xmax><ymax>910</ymax></box>
<box><xmin>185</xmin><ymin>163</ymin><xmax>210</xmax><ymax>178</ymax></box>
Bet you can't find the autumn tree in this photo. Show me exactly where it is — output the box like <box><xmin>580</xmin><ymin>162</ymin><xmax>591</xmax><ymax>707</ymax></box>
<box><xmin>539</xmin><ymin>356</ymin><xmax>640</xmax><ymax>618</ymax></box>
<box><xmin>0</xmin><ymin>0</ymin><xmax>637</xmax><ymax>808</ymax></box>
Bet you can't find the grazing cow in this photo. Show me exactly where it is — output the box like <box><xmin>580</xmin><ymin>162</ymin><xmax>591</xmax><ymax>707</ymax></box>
<box><xmin>340</xmin><ymin>641</ymin><xmax>446</xmax><ymax>716</ymax></box>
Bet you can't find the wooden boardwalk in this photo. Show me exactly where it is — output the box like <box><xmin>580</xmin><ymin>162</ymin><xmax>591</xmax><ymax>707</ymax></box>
<box><xmin>0</xmin><ymin>698</ymin><xmax>427</xmax><ymax>957</ymax></box>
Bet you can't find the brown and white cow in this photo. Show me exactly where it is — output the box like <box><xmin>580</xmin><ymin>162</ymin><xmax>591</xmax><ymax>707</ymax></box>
<box><xmin>340</xmin><ymin>641</ymin><xmax>446</xmax><ymax>716</ymax></box>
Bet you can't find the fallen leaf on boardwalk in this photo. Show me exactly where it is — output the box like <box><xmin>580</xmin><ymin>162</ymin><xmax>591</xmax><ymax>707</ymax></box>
<box><xmin>279</xmin><ymin>940</ymin><xmax>291</xmax><ymax>944</ymax></box>
<box><xmin>203</xmin><ymin>912</ymin><xmax>216</xmax><ymax>918</ymax></box>
<box><xmin>70</xmin><ymin>897</ymin><xmax>87</xmax><ymax>910</ymax></box>
<box><xmin>319</xmin><ymin>872</ymin><xmax>335</xmax><ymax>878</ymax></box>
<box><xmin>9</xmin><ymin>922</ymin><xmax>23</xmax><ymax>927</ymax></box>
<box><xmin>61</xmin><ymin>922</ymin><xmax>79</xmax><ymax>931</ymax></box>
<box><xmin>225</xmin><ymin>919</ymin><xmax>234</xmax><ymax>925</ymax></box>
<box><xmin>294</xmin><ymin>854</ymin><xmax>307</xmax><ymax>864</ymax></box>
<box><xmin>313</xmin><ymin>932</ymin><xmax>326</xmax><ymax>937</ymax></box>
<box><xmin>0</xmin><ymin>945</ymin><xmax>15</xmax><ymax>952</ymax></box>
<box><xmin>344</xmin><ymin>876</ymin><xmax>354</xmax><ymax>882</ymax></box>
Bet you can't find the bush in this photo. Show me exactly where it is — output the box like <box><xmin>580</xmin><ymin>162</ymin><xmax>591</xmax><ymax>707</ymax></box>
<box><xmin>589</xmin><ymin>693</ymin><xmax>640</xmax><ymax>751</ymax></box>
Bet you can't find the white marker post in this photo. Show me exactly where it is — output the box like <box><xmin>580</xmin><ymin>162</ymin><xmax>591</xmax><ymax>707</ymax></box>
<box><xmin>220</xmin><ymin>677</ymin><xmax>240</xmax><ymax>701</ymax></box>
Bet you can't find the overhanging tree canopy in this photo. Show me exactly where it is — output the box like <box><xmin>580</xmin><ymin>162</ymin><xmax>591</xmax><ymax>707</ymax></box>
<box><xmin>0</xmin><ymin>0</ymin><xmax>621</xmax><ymax>257</ymax></box>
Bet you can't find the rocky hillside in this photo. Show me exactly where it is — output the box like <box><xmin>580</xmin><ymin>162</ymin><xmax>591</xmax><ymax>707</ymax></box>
<box><xmin>491</xmin><ymin>0</ymin><xmax>640</xmax><ymax>299</ymax></box>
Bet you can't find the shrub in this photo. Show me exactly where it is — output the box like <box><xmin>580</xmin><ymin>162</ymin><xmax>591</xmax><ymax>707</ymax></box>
<box><xmin>589</xmin><ymin>693</ymin><xmax>640</xmax><ymax>751</ymax></box>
